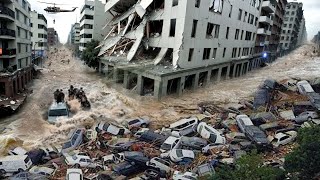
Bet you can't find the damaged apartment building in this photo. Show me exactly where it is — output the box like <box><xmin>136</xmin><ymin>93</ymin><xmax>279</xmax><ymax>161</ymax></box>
<box><xmin>98</xmin><ymin>0</ymin><xmax>282</xmax><ymax>99</ymax></box>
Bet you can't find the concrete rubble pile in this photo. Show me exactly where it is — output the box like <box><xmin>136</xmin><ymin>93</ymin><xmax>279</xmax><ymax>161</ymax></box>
<box><xmin>2</xmin><ymin>78</ymin><xmax>320</xmax><ymax>179</ymax></box>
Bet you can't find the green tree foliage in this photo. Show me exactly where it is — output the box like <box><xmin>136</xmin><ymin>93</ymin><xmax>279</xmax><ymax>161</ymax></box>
<box><xmin>81</xmin><ymin>40</ymin><xmax>100</xmax><ymax>69</ymax></box>
<box><xmin>284</xmin><ymin>126</ymin><xmax>320</xmax><ymax>179</ymax></box>
<box><xmin>211</xmin><ymin>152</ymin><xmax>285</xmax><ymax>180</ymax></box>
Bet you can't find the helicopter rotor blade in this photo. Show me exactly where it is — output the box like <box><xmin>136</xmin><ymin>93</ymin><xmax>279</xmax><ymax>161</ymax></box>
<box><xmin>37</xmin><ymin>1</ymin><xmax>70</xmax><ymax>5</ymax></box>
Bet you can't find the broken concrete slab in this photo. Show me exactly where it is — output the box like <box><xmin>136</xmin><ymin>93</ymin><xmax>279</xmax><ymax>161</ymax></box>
<box><xmin>279</xmin><ymin>110</ymin><xmax>295</xmax><ymax>120</ymax></box>
<box><xmin>135</xmin><ymin>0</ymin><xmax>153</xmax><ymax>18</ymax></box>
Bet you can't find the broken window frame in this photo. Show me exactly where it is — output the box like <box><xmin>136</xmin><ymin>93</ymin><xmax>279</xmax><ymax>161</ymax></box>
<box><xmin>203</xmin><ymin>48</ymin><xmax>211</xmax><ymax>60</ymax></box>
<box><xmin>209</xmin><ymin>0</ymin><xmax>224</xmax><ymax>14</ymax></box>
<box><xmin>191</xmin><ymin>20</ymin><xmax>198</xmax><ymax>38</ymax></box>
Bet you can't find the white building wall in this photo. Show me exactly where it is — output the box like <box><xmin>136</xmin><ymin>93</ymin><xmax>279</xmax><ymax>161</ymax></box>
<box><xmin>30</xmin><ymin>11</ymin><xmax>48</xmax><ymax>57</ymax></box>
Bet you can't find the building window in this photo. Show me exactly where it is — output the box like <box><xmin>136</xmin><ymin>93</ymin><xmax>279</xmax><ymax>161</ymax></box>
<box><xmin>207</xmin><ymin>23</ymin><xmax>220</xmax><ymax>38</ymax></box>
<box><xmin>290</xmin><ymin>17</ymin><xmax>293</xmax><ymax>21</ymax></box>
<box><xmin>255</xmin><ymin>17</ymin><xmax>258</xmax><ymax>26</ymax></box>
<box><xmin>238</xmin><ymin>48</ymin><xmax>241</xmax><ymax>57</ymax></box>
<box><xmin>288</xmin><ymin>30</ymin><xmax>291</xmax><ymax>33</ymax></box>
<box><xmin>17</xmin><ymin>27</ymin><xmax>20</xmax><ymax>37</ymax></box>
<box><xmin>289</xmin><ymin>24</ymin><xmax>292</xmax><ymax>28</ymax></box>
<box><xmin>195</xmin><ymin>0</ymin><xmax>200</xmax><ymax>8</ymax></box>
<box><xmin>25</xmin><ymin>44</ymin><xmax>28</xmax><ymax>52</ymax></box>
<box><xmin>172</xmin><ymin>0</ymin><xmax>178</xmax><ymax>6</ymax></box>
<box><xmin>222</xmin><ymin>48</ymin><xmax>226</xmax><ymax>58</ymax></box>
<box><xmin>252</xmin><ymin>33</ymin><xmax>255</xmax><ymax>40</ymax></box>
<box><xmin>282</xmin><ymin>30</ymin><xmax>285</xmax><ymax>34</ymax></box>
<box><xmin>240</xmin><ymin>30</ymin><xmax>244</xmax><ymax>40</ymax></box>
<box><xmin>245</xmin><ymin>31</ymin><xmax>252</xmax><ymax>40</ymax></box>
<box><xmin>244</xmin><ymin>11</ymin><xmax>247</xmax><ymax>22</ymax></box>
<box><xmin>235</xmin><ymin>29</ymin><xmax>239</xmax><ymax>40</ymax></box>
<box><xmin>30</xmin><ymin>23</ymin><xmax>33</xmax><ymax>27</ymax></box>
<box><xmin>281</xmin><ymin>36</ymin><xmax>284</xmax><ymax>40</ymax></box>
<box><xmin>209</xmin><ymin>0</ymin><xmax>224</xmax><ymax>13</ymax></box>
<box><xmin>214</xmin><ymin>25</ymin><xmax>220</xmax><ymax>38</ymax></box>
<box><xmin>285</xmin><ymin>43</ymin><xmax>288</xmax><ymax>47</ymax></box>
<box><xmin>226</xmin><ymin>27</ymin><xmax>229</xmax><ymax>39</ymax></box>
<box><xmin>25</xmin><ymin>29</ymin><xmax>28</xmax><ymax>39</ymax></box>
<box><xmin>238</xmin><ymin>9</ymin><xmax>242</xmax><ymax>20</ymax></box>
<box><xmin>203</xmin><ymin>48</ymin><xmax>211</xmax><ymax>60</ymax></box>
<box><xmin>229</xmin><ymin>5</ymin><xmax>232</xmax><ymax>18</ymax></box>
<box><xmin>18</xmin><ymin>59</ymin><xmax>22</xmax><ymax>68</ymax></box>
<box><xmin>212</xmin><ymin>48</ymin><xmax>217</xmax><ymax>59</ymax></box>
<box><xmin>284</xmin><ymin>24</ymin><xmax>287</xmax><ymax>27</ymax></box>
<box><xmin>188</xmin><ymin>48</ymin><xmax>194</xmax><ymax>62</ymax></box>
<box><xmin>15</xmin><ymin>9</ymin><xmax>19</xmax><ymax>20</ymax></box>
<box><xmin>169</xmin><ymin>19</ymin><xmax>176</xmax><ymax>37</ymax></box>
<box><xmin>291</xmin><ymin>11</ymin><xmax>295</xmax><ymax>15</ymax></box>
<box><xmin>26</xmin><ymin>57</ymin><xmax>28</xmax><ymax>66</ymax></box>
<box><xmin>231</xmin><ymin>48</ymin><xmax>237</xmax><ymax>58</ymax></box>
<box><xmin>191</xmin><ymin>20</ymin><xmax>198</xmax><ymax>38</ymax></box>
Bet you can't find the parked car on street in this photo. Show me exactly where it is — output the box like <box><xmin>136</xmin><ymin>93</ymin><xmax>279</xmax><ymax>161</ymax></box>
<box><xmin>62</xmin><ymin>128</ymin><xmax>85</xmax><ymax>153</ymax></box>
<box><xmin>271</xmin><ymin>131</ymin><xmax>297</xmax><ymax>147</ymax></box>
<box><xmin>180</xmin><ymin>136</ymin><xmax>208</xmax><ymax>150</ymax></box>
<box><xmin>123</xmin><ymin>117</ymin><xmax>150</xmax><ymax>129</ymax></box>
<box><xmin>293</xmin><ymin>111</ymin><xmax>319</xmax><ymax>123</ymax></box>
<box><xmin>236</xmin><ymin>115</ymin><xmax>254</xmax><ymax>133</ymax></box>
<box><xmin>65</xmin><ymin>155</ymin><xmax>98</xmax><ymax>168</ymax></box>
<box><xmin>146</xmin><ymin>157</ymin><xmax>171</xmax><ymax>173</ymax></box>
<box><xmin>95</xmin><ymin>122</ymin><xmax>130</xmax><ymax>136</ymax></box>
<box><xmin>66</xmin><ymin>168</ymin><xmax>83</xmax><ymax>180</ymax></box>
<box><xmin>160</xmin><ymin>136</ymin><xmax>181</xmax><ymax>152</ymax></box>
<box><xmin>173</xmin><ymin>171</ymin><xmax>198</xmax><ymax>180</ymax></box>
<box><xmin>245</xmin><ymin>126</ymin><xmax>270</xmax><ymax>147</ymax></box>
<box><xmin>164</xmin><ymin>149</ymin><xmax>195</xmax><ymax>163</ymax></box>
<box><xmin>197</xmin><ymin>122</ymin><xmax>226</xmax><ymax>144</ymax></box>
<box><xmin>48</xmin><ymin>102</ymin><xmax>69</xmax><ymax>124</ymax></box>
<box><xmin>169</xmin><ymin>117</ymin><xmax>199</xmax><ymax>136</ymax></box>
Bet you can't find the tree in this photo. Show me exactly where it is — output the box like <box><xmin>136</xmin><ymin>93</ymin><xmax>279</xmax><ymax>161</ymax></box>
<box><xmin>284</xmin><ymin>126</ymin><xmax>320</xmax><ymax>179</ymax></box>
<box><xmin>81</xmin><ymin>40</ymin><xmax>100</xmax><ymax>70</ymax></box>
<box><xmin>211</xmin><ymin>151</ymin><xmax>285</xmax><ymax>180</ymax></box>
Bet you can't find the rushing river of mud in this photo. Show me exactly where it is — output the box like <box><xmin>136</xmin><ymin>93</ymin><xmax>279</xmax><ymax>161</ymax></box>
<box><xmin>0</xmin><ymin>44</ymin><xmax>319</xmax><ymax>153</ymax></box>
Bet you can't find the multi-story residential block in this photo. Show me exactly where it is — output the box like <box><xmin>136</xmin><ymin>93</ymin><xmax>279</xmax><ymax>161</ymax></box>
<box><xmin>270</xmin><ymin>0</ymin><xmax>287</xmax><ymax>59</ymax></box>
<box><xmin>297</xmin><ymin>16</ymin><xmax>307</xmax><ymax>46</ymax></box>
<box><xmin>0</xmin><ymin>0</ymin><xmax>33</xmax><ymax>99</ymax></box>
<box><xmin>47</xmin><ymin>27</ymin><xmax>59</xmax><ymax>46</ymax></box>
<box><xmin>30</xmin><ymin>10</ymin><xmax>48</xmax><ymax>66</ymax></box>
<box><xmin>98</xmin><ymin>0</ymin><xmax>269</xmax><ymax>99</ymax></box>
<box><xmin>279</xmin><ymin>2</ymin><xmax>304</xmax><ymax>51</ymax></box>
<box><xmin>68</xmin><ymin>23</ymin><xmax>80</xmax><ymax>45</ymax></box>
<box><xmin>79</xmin><ymin>0</ymin><xmax>111</xmax><ymax>52</ymax></box>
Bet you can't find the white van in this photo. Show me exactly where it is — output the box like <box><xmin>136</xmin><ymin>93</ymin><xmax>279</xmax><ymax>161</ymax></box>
<box><xmin>0</xmin><ymin>155</ymin><xmax>32</xmax><ymax>174</ymax></box>
<box><xmin>169</xmin><ymin>117</ymin><xmax>199</xmax><ymax>136</ymax></box>
<box><xmin>297</xmin><ymin>80</ymin><xmax>314</xmax><ymax>95</ymax></box>
<box><xmin>66</xmin><ymin>168</ymin><xmax>83</xmax><ymax>180</ymax></box>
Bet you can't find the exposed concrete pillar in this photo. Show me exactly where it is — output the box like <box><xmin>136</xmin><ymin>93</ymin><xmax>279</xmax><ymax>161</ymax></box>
<box><xmin>193</xmin><ymin>73</ymin><xmax>200</xmax><ymax>90</ymax></box>
<box><xmin>240</xmin><ymin>63</ymin><xmax>244</xmax><ymax>76</ymax></box>
<box><xmin>98</xmin><ymin>61</ymin><xmax>102</xmax><ymax>73</ymax></box>
<box><xmin>178</xmin><ymin>76</ymin><xmax>185</xmax><ymax>96</ymax></box>
<box><xmin>113</xmin><ymin>68</ymin><xmax>118</xmax><ymax>82</ymax></box>
<box><xmin>154</xmin><ymin>80</ymin><xmax>162</xmax><ymax>100</ymax></box>
<box><xmin>217</xmin><ymin>68</ymin><xmax>222</xmax><ymax>82</ymax></box>
<box><xmin>161</xmin><ymin>79</ymin><xmax>168</xmax><ymax>97</ymax></box>
<box><xmin>137</xmin><ymin>75</ymin><xmax>144</xmax><ymax>96</ymax></box>
<box><xmin>226</xmin><ymin>65</ymin><xmax>231</xmax><ymax>80</ymax></box>
<box><xmin>232</xmin><ymin>64</ymin><xmax>237</xmax><ymax>78</ymax></box>
<box><xmin>123</xmin><ymin>71</ymin><xmax>130</xmax><ymax>89</ymax></box>
<box><xmin>245</xmin><ymin>62</ymin><xmax>249</xmax><ymax>74</ymax></box>
<box><xmin>206</xmin><ymin>70</ymin><xmax>211</xmax><ymax>86</ymax></box>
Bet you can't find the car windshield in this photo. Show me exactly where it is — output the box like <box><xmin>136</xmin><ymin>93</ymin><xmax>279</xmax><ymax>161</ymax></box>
<box><xmin>49</xmin><ymin>109</ymin><xmax>68</xmax><ymax>116</ymax></box>
<box><xmin>209</xmin><ymin>134</ymin><xmax>217</xmax><ymax>142</ymax></box>
<box><xmin>161</xmin><ymin>143</ymin><xmax>171</xmax><ymax>150</ymax></box>
<box><xmin>176</xmin><ymin>149</ymin><xmax>183</xmax><ymax>157</ymax></box>
<box><xmin>63</xmin><ymin>141</ymin><xmax>72</xmax><ymax>149</ymax></box>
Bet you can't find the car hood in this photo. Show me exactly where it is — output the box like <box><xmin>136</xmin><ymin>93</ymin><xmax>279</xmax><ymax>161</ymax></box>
<box><xmin>48</xmin><ymin>116</ymin><xmax>68</xmax><ymax>123</ymax></box>
<box><xmin>255</xmin><ymin>137</ymin><xmax>269</xmax><ymax>145</ymax></box>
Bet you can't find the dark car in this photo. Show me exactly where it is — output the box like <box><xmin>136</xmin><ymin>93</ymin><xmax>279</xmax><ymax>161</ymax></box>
<box><xmin>180</xmin><ymin>136</ymin><xmax>208</xmax><ymax>150</ymax></box>
<box><xmin>9</xmin><ymin>172</ymin><xmax>48</xmax><ymax>180</ymax></box>
<box><xmin>61</xmin><ymin>128</ymin><xmax>85</xmax><ymax>153</ymax></box>
<box><xmin>253</xmin><ymin>89</ymin><xmax>270</xmax><ymax>109</ymax></box>
<box><xmin>139</xmin><ymin>131</ymin><xmax>168</xmax><ymax>147</ymax></box>
<box><xmin>112</xmin><ymin>161</ymin><xmax>145</xmax><ymax>176</ymax></box>
<box><xmin>245</xmin><ymin>126</ymin><xmax>270</xmax><ymax>147</ymax></box>
<box><xmin>124</xmin><ymin>151</ymin><xmax>149</xmax><ymax>166</ymax></box>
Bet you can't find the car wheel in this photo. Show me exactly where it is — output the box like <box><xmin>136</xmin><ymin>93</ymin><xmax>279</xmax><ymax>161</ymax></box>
<box><xmin>74</xmin><ymin>164</ymin><xmax>80</xmax><ymax>168</ymax></box>
<box><xmin>307</xmin><ymin>116</ymin><xmax>312</xmax><ymax>121</ymax></box>
<box><xmin>0</xmin><ymin>169</ymin><xmax>6</xmax><ymax>175</ymax></box>
<box><xmin>141</xmin><ymin>123</ymin><xmax>147</xmax><ymax>128</ymax></box>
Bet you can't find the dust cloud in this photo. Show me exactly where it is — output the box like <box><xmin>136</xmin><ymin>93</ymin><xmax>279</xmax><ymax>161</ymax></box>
<box><xmin>0</xmin><ymin>43</ymin><xmax>319</xmax><ymax>151</ymax></box>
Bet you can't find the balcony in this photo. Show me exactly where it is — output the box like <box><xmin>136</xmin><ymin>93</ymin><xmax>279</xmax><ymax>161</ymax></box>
<box><xmin>0</xmin><ymin>6</ymin><xmax>15</xmax><ymax>21</ymax></box>
<box><xmin>0</xmin><ymin>28</ymin><xmax>16</xmax><ymax>39</ymax></box>
<box><xmin>262</xmin><ymin>1</ymin><xmax>276</xmax><ymax>13</ymax></box>
<box><xmin>0</xmin><ymin>48</ymin><xmax>16</xmax><ymax>58</ymax></box>
<box><xmin>259</xmin><ymin>16</ymin><xmax>272</xmax><ymax>24</ymax></box>
<box><xmin>257</xmin><ymin>28</ymin><xmax>267</xmax><ymax>35</ymax></box>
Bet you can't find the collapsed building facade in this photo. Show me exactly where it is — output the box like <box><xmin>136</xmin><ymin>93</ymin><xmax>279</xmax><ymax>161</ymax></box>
<box><xmin>98</xmin><ymin>0</ymin><xmax>283</xmax><ymax>99</ymax></box>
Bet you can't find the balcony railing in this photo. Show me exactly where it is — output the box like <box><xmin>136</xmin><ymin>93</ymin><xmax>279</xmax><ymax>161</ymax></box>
<box><xmin>0</xmin><ymin>6</ymin><xmax>15</xmax><ymax>19</ymax></box>
<box><xmin>0</xmin><ymin>28</ymin><xmax>15</xmax><ymax>37</ymax></box>
<box><xmin>1</xmin><ymin>48</ymin><xmax>16</xmax><ymax>56</ymax></box>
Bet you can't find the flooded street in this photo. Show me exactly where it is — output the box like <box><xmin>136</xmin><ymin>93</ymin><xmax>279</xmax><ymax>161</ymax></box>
<box><xmin>0</xmin><ymin>43</ymin><xmax>319</xmax><ymax>151</ymax></box>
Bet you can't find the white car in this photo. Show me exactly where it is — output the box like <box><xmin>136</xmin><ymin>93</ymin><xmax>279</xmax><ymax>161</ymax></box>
<box><xmin>173</xmin><ymin>171</ymin><xmax>198</xmax><ymax>180</ymax></box>
<box><xmin>293</xmin><ymin>111</ymin><xmax>319</xmax><ymax>123</ymax></box>
<box><xmin>197</xmin><ymin>122</ymin><xmax>226</xmax><ymax>144</ymax></box>
<box><xmin>146</xmin><ymin>157</ymin><xmax>171</xmax><ymax>173</ymax></box>
<box><xmin>167</xmin><ymin>149</ymin><xmax>195</xmax><ymax>163</ymax></box>
<box><xmin>160</xmin><ymin>136</ymin><xmax>181</xmax><ymax>152</ymax></box>
<box><xmin>29</xmin><ymin>166</ymin><xmax>55</xmax><ymax>176</ymax></box>
<box><xmin>271</xmin><ymin>131</ymin><xmax>298</xmax><ymax>147</ymax></box>
<box><xmin>297</xmin><ymin>80</ymin><xmax>314</xmax><ymax>95</ymax></box>
<box><xmin>96</xmin><ymin>122</ymin><xmax>130</xmax><ymax>136</ymax></box>
<box><xmin>236</xmin><ymin>115</ymin><xmax>254</xmax><ymax>133</ymax></box>
<box><xmin>169</xmin><ymin>117</ymin><xmax>199</xmax><ymax>136</ymax></box>
<box><xmin>202</xmin><ymin>143</ymin><xmax>227</xmax><ymax>154</ymax></box>
<box><xmin>124</xmin><ymin>117</ymin><xmax>150</xmax><ymax>129</ymax></box>
<box><xmin>65</xmin><ymin>155</ymin><xmax>98</xmax><ymax>168</ymax></box>
<box><xmin>66</xmin><ymin>168</ymin><xmax>83</xmax><ymax>180</ymax></box>
<box><xmin>133</xmin><ymin>128</ymin><xmax>150</xmax><ymax>138</ymax></box>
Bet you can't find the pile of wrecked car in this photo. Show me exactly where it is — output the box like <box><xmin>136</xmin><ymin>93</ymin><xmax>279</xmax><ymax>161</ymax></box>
<box><xmin>1</xmin><ymin>78</ymin><xmax>320</xmax><ymax>179</ymax></box>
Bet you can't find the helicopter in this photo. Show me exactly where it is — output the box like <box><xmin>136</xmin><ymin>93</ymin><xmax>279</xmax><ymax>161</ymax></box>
<box><xmin>38</xmin><ymin>2</ymin><xmax>77</xmax><ymax>13</ymax></box>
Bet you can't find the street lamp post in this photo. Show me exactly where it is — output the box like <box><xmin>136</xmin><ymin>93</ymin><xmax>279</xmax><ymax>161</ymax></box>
<box><xmin>33</xmin><ymin>40</ymin><xmax>42</xmax><ymax>66</ymax></box>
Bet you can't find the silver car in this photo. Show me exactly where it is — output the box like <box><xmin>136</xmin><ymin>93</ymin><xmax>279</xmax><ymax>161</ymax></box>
<box><xmin>293</xmin><ymin>111</ymin><xmax>319</xmax><ymax>123</ymax></box>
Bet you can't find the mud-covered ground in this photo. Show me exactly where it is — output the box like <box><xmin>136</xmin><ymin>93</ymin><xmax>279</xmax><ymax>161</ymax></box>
<box><xmin>0</xmin><ymin>43</ymin><xmax>319</xmax><ymax>152</ymax></box>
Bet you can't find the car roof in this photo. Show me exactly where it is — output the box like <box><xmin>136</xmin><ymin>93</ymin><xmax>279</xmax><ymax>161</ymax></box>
<box><xmin>170</xmin><ymin>117</ymin><xmax>198</xmax><ymax>128</ymax></box>
<box><xmin>164</xmin><ymin>136</ymin><xmax>179</xmax><ymax>143</ymax></box>
<box><xmin>237</xmin><ymin>115</ymin><xmax>253</xmax><ymax>125</ymax></box>
<box><xmin>275</xmin><ymin>133</ymin><xmax>287</xmax><ymax>139</ymax></box>
<box><xmin>0</xmin><ymin>155</ymin><xmax>28</xmax><ymax>161</ymax></box>
<box><xmin>67</xmin><ymin>168</ymin><xmax>82</xmax><ymax>173</ymax></box>
<box><xmin>50</xmin><ymin>102</ymin><xmax>68</xmax><ymax>110</ymax></box>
